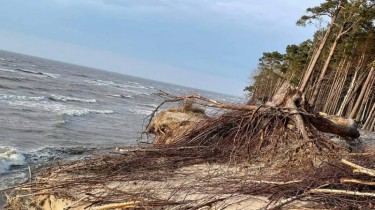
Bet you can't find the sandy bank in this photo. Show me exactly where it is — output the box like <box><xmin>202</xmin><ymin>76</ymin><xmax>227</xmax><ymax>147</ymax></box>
<box><xmin>6</xmin><ymin>163</ymin><xmax>311</xmax><ymax>210</ymax></box>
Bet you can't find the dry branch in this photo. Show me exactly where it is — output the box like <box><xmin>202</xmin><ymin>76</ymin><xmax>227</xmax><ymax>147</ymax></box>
<box><xmin>340</xmin><ymin>178</ymin><xmax>375</xmax><ymax>186</ymax></box>
<box><xmin>93</xmin><ymin>201</ymin><xmax>141</xmax><ymax>210</ymax></box>
<box><xmin>341</xmin><ymin>159</ymin><xmax>375</xmax><ymax>177</ymax></box>
<box><xmin>309</xmin><ymin>189</ymin><xmax>375</xmax><ymax>197</ymax></box>
<box><xmin>245</xmin><ymin>179</ymin><xmax>302</xmax><ymax>185</ymax></box>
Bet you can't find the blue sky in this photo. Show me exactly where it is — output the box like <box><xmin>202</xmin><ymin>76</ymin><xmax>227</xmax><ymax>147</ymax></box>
<box><xmin>0</xmin><ymin>0</ymin><xmax>323</xmax><ymax>96</ymax></box>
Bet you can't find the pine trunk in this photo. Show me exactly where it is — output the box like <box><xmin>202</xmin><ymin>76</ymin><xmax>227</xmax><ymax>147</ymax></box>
<box><xmin>310</xmin><ymin>27</ymin><xmax>344</xmax><ymax>107</ymax></box>
<box><xmin>349</xmin><ymin>66</ymin><xmax>375</xmax><ymax>119</ymax></box>
<box><xmin>298</xmin><ymin>5</ymin><xmax>341</xmax><ymax>92</ymax></box>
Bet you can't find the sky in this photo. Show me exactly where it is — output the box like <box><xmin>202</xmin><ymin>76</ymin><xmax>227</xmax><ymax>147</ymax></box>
<box><xmin>0</xmin><ymin>0</ymin><xmax>324</xmax><ymax>96</ymax></box>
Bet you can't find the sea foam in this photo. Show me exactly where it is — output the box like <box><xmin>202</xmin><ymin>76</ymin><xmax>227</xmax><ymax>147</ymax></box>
<box><xmin>0</xmin><ymin>68</ymin><xmax>15</xmax><ymax>73</ymax></box>
<box><xmin>62</xmin><ymin>108</ymin><xmax>114</xmax><ymax>116</ymax></box>
<box><xmin>49</xmin><ymin>94</ymin><xmax>96</xmax><ymax>103</ymax></box>
<box><xmin>0</xmin><ymin>93</ymin><xmax>45</xmax><ymax>101</ymax></box>
<box><xmin>15</xmin><ymin>68</ymin><xmax>61</xmax><ymax>79</ymax></box>
<box><xmin>0</xmin><ymin>147</ymin><xmax>25</xmax><ymax>174</ymax></box>
<box><xmin>1</xmin><ymin>93</ymin><xmax>113</xmax><ymax>117</ymax></box>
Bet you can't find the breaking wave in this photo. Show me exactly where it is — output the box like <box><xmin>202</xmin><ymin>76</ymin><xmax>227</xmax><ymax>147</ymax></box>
<box><xmin>49</xmin><ymin>94</ymin><xmax>96</xmax><ymax>103</ymax></box>
<box><xmin>0</xmin><ymin>93</ymin><xmax>46</xmax><ymax>101</ymax></box>
<box><xmin>0</xmin><ymin>68</ymin><xmax>15</xmax><ymax>73</ymax></box>
<box><xmin>0</xmin><ymin>147</ymin><xmax>25</xmax><ymax>174</ymax></box>
<box><xmin>107</xmin><ymin>94</ymin><xmax>133</xmax><ymax>99</ymax></box>
<box><xmin>85</xmin><ymin>79</ymin><xmax>115</xmax><ymax>86</ymax></box>
<box><xmin>62</xmin><ymin>109</ymin><xmax>114</xmax><ymax>116</ymax></box>
<box><xmin>0</xmin><ymin>93</ymin><xmax>113</xmax><ymax>117</ymax></box>
<box><xmin>7</xmin><ymin>100</ymin><xmax>114</xmax><ymax>116</ymax></box>
<box><xmin>85</xmin><ymin>80</ymin><xmax>151</xmax><ymax>91</ymax></box>
<box><xmin>16</xmin><ymin>68</ymin><xmax>61</xmax><ymax>79</ymax></box>
<box><xmin>128</xmin><ymin>108</ymin><xmax>152</xmax><ymax>116</ymax></box>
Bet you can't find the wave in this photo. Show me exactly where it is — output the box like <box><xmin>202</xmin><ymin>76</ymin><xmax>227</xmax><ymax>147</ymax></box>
<box><xmin>25</xmin><ymin>146</ymin><xmax>95</xmax><ymax>164</ymax></box>
<box><xmin>142</xmin><ymin>103</ymin><xmax>158</xmax><ymax>108</ymax></box>
<box><xmin>1</xmin><ymin>93</ymin><xmax>113</xmax><ymax>117</ymax></box>
<box><xmin>0</xmin><ymin>85</ymin><xmax>11</xmax><ymax>90</ymax></box>
<box><xmin>107</xmin><ymin>94</ymin><xmax>133</xmax><ymax>99</ymax></box>
<box><xmin>7</xmin><ymin>100</ymin><xmax>114</xmax><ymax>116</ymax></box>
<box><xmin>49</xmin><ymin>94</ymin><xmax>96</xmax><ymax>103</ymax></box>
<box><xmin>0</xmin><ymin>93</ymin><xmax>46</xmax><ymax>101</ymax></box>
<box><xmin>85</xmin><ymin>80</ymin><xmax>151</xmax><ymax>92</ymax></box>
<box><xmin>0</xmin><ymin>147</ymin><xmax>25</xmax><ymax>174</ymax></box>
<box><xmin>15</xmin><ymin>68</ymin><xmax>61</xmax><ymax>79</ymax></box>
<box><xmin>0</xmin><ymin>76</ymin><xmax>27</xmax><ymax>82</ymax></box>
<box><xmin>0</xmin><ymin>146</ymin><xmax>96</xmax><ymax>189</ymax></box>
<box><xmin>62</xmin><ymin>108</ymin><xmax>114</xmax><ymax>116</ymax></box>
<box><xmin>128</xmin><ymin>108</ymin><xmax>152</xmax><ymax>116</ymax></box>
<box><xmin>0</xmin><ymin>68</ymin><xmax>15</xmax><ymax>73</ymax></box>
<box><xmin>85</xmin><ymin>79</ymin><xmax>115</xmax><ymax>86</ymax></box>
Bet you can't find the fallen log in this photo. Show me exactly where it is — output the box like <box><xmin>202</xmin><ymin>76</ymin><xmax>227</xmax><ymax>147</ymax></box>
<box><xmin>308</xmin><ymin>112</ymin><xmax>360</xmax><ymax>139</ymax></box>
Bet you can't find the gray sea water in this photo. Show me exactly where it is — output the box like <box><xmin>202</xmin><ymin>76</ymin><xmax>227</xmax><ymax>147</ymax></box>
<box><xmin>0</xmin><ymin>50</ymin><xmax>243</xmax><ymax>192</ymax></box>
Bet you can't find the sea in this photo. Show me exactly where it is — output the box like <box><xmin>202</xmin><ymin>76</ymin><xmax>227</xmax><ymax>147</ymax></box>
<box><xmin>0</xmin><ymin>50</ymin><xmax>244</xmax><ymax>194</ymax></box>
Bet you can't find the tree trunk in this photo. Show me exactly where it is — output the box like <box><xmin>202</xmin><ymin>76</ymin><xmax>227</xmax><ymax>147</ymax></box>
<box><xmin>310</xmin><ymin>27</ymin><xmax>344</xmax><ymax>107</ymax></box>
<box><xmin>362</xmin><ymin>100</ymin><xmax>375</xmax><ymax>130</ymax></box>
<box><xmin>323</xmin><ymin>60</ymin><xmax>348</xmax><ymax>114</ymax></box>
<box><xmin>308</xmin><ymin>112</ymin><xmax>360</xmax><ymax>139</ymax></box>
<box><xmin>355</xmin><ymin>75</ymin><xmax>375</xmax><ymax>122</ymax></box>
<box><xmin>336</xmin><ymin>64</ymin><xmax>360</xmax><ymax>116</ymax></box>
<box><xmin>268</xmin><ymin>83</ymin><xmax>360</xmax><ymax>139</ymax></box>
<box><xmin>349</xmin><ymin>66</ymin><xmax>375</xmax><ymax>119</ymax></box>
<box><xmin>299</xmin><ymin>2</ymin><xmax>342</xmax><ymax>92</ymax></box>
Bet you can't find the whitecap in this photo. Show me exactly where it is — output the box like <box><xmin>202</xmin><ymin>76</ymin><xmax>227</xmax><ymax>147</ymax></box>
<box><xmin>85</xmin><ymin>79</ymin><xmax>115</xmax><ymax>86</ymax></box>
<box><xmin>107</xmin><ymin>94</ymin><xmax>133</xmax><ymax>99</ymax></box>
<box><xmin>128</xmin><ymin>108</ymin><xmax>152</xmax><ymax>116</ymax></box>
<box><xmin>62</xmin><ymin>108</ymin><xmax>114</xmax><ymax>116</ymax></box>
<box><xmin>0</xmin><ymin>68</ymin><xmax>15</xmax><ymax>73</ymax></box>
<box><xmin>0</xmin><ymin>147</ymin><xmax>25</xmax><ymax>174</ymax></box>
<box><xmin>0</xmin><ymin>93</ymin><xmax>45</xmax><ymax>101</ymax></box>
<box><xmin>42</xmin><ymin>72</ymin><xmax>61</xmax><ymax>79</ymax></box>
<box><xmin>49</xmin><ymin>94</ymin><xmax>96</xmax><ymax>103</ymax></box>
<box><xmin>1</xmin><ymin>94</ymin><xmax>114</xmax><ymax>117</ymax></box>
<box><xmin>143</xmin><ymin>104</ymin><xmax>158</xmax><ymax>108</ymax></box>
<box><xmin>16</xmin><ymin>68</ymin><xmax>60</xmax><ymax>79</ymax></box>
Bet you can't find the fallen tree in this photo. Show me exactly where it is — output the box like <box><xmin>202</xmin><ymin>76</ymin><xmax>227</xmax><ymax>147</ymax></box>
<box><xmin>149</xmin><ymin>83</ymin><xmax>359</xmax><ymax>143</ymax></box>
<box><xmin>6</xmin><ymin>84</ymin><xmax>372</xmax><ymax>210</ymax></box>
<box><xmin>146</xmin><ymin>84</ymin><xmax>359</xmax><ymax>167</ymax></box>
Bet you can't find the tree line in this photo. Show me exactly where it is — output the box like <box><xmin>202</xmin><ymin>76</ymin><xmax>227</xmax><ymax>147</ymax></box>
<box><xmin>245</xmin><ymin>0</ymin><xmax>375</xmax><ymax>131</ymax></box>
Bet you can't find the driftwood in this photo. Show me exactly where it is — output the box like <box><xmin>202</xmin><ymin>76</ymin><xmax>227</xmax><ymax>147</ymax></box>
<box><xmin>340</xmin><ymin>178</ymin><xmax>375</xmax><ymax>186</ymax></box>
<box><xmin>93</xmin><ymin>201</ymin><xmax>141</xmax><ymax>210</ymax></box>
<box><xmin>309</xmin><ymin>189</ymin><xmax>375</xmax><ymax>197</ymax></box>
<box><xmin>341</xmin><ymin>159</ymin><xmax>375</xmax><ymax>177</ymax></box>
